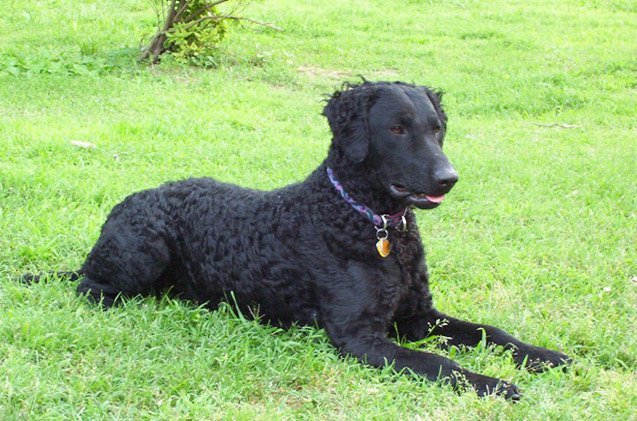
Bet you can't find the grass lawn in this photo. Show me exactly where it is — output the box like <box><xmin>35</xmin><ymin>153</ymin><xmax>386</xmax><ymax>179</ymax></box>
<box><xmin>1</xmin><ymin>0</ymin><xmax>636</xmax><ymax>418</ymax></box>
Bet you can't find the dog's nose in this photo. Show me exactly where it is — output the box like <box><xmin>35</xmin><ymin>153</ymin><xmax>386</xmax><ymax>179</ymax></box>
<box><xmin>433</xmin><ymin>167</ymin><xmax>459</xmax><ymax>188</ymax></box>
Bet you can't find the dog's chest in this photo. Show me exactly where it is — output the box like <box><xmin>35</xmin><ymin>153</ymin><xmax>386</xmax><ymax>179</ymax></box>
<box><xmin>374</xmin><ymin>232</ymin><xmax>425</xmax><ymax>302</ymax></box>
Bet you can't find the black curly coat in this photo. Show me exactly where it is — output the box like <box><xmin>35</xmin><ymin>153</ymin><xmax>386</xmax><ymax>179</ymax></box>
<box><xmin>31</xmin><ymin>81</ymin><xmax>569</xmax><ymax>399</ymax></box>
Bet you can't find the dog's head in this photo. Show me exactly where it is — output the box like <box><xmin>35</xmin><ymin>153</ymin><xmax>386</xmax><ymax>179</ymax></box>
<box><xmin>323</xmin><ymin>81</ymin><xmax>458</xmax><ymax>209</ymax></box>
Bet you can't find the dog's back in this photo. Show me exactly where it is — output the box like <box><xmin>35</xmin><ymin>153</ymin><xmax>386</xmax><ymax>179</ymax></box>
<box><xmin>79</xmin><ymin>176</ymin><xmax>323</xmax><ymax>325</ymax></box>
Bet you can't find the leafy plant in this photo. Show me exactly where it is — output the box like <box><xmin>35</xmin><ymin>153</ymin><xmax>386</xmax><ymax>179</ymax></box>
<box><xmin>141</xmin><ymin>0</ymin><xmax>278</xmax><ymax>66</ymax></box>
<box><xmin>0</xmin><ymin>48</ymin><xmax>138</xmax><ymax>77</ymax></box>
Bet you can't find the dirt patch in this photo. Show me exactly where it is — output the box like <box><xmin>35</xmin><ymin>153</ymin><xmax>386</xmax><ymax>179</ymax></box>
<box><xmin>298</xmin><ymin>66</ymin><xmax>401</xmax><ymax>81</ymax></box>
<box><xmin>370</xmin><ymin>68</ymin><xmax>400</xmax><ymax>79</ymax></box>
<box><xmin>297</xmin><ymin>65</ymin><xmax>352</xmax><ymax>79</ymax></box>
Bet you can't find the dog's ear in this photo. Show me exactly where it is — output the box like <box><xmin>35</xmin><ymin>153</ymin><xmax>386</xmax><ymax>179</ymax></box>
<box><xmin>425</xmin><ymin>88</ymin><xmax>447</xmax><ymax>129</ymax></box>
<box><xmin>323</xmin><ymin>86</ymin><xmax>372</xmax><ymax>163</ymax></box>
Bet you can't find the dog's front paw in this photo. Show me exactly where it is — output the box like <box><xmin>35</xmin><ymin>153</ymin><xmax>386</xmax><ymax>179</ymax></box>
<box><xmin>459</xmin><ymin>372</ymin><xmax>521</xmax><ymax>401</ymax></box>
<box><xmin>514</xmin><ymin>346</ymin><xmax>571</xmax><ymax>373</ymax></box>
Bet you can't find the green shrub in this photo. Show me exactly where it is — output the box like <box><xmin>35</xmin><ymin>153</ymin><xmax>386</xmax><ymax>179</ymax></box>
<box><xmin>142</xmin><ymin>0</ymin><xmax>251</xmax><ymax>66</ymax></box>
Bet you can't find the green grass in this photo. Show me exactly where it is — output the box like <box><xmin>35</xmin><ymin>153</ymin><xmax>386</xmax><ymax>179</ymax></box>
<box><xmin>1</xmin><ymin>0</ymin><xmax>636</xmax><ymax>418</ymax></box>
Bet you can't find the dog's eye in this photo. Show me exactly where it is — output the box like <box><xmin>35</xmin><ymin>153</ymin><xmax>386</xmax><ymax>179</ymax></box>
<box><xmin>390</xmin><ymin>126</ymin><xmax>405</xmax><ymax>135</ymax></box>
<box><xmin>434</xmin><ymin>127</ymin><xmax>441</xmax><ymax>136</ymax></box>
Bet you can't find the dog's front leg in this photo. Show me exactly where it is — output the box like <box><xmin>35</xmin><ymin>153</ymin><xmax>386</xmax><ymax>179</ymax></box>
<box><xmin>394</xmin><ymin>268</ymin><xmax>570</xmax><ymax>372</ymax></box>
<box><xmin>321</xmin><ymin>287</ymin><xmax>520</xmax><ymax>399</ymax></box>
<box><xmin>423</xmin><ymin>310</ymin><xmax>571</xmax><ymax>372</ymax></box>
<box><xmin>325</xmin><ymin>317</ymin><xmax>520</xmax><ymax>399</ymax></box>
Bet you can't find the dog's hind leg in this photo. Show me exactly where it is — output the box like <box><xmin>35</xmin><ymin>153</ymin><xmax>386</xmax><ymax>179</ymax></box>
<box><xmin>77</xmin><ymin>201</ymin><xmax>174</xmax><ymax>308</ymax></box>
<box><xmin>76</xmin><ymin>278</ymin><xmax>124</xmax><ymax>308</ymax></box>
<box><xmin>77</xmin><ymin>233</ymin><xmax>173</xmax><ymax>308</ymax></box>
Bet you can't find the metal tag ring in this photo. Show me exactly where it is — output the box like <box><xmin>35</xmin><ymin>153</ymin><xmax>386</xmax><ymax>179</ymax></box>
<box><xmin>380</xmin><ymin>214</ymin><xmax>389</xmax><ymax>230</ymax></box>
<box><xmin>399</xmin><ymin>215</ymin><xmax>408</xmax><ymax>232</ymax></box>
<box><xmin>376</xmin><ymin>227</ymin><xmax>388</xmax><ymax>240</ymax></box>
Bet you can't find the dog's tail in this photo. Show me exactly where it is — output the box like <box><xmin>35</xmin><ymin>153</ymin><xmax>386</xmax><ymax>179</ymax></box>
<box><xmin>21</xmin><ymin>270</ymin><xmax>83</xmax><ymax>285</ymax></box>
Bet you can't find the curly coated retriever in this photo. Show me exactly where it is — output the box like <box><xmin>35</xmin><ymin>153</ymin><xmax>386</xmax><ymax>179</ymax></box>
<box><xmin>26</xmin><ymin>81</ymin><xmax>570</xmax><ymax>399</ymax></box>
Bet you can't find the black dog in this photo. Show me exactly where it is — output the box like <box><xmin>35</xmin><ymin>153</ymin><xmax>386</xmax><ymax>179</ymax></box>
<box><xmin>28</xmin><ymin>81</ymin><xmax>569</xmax><ymax>399</ymax></box>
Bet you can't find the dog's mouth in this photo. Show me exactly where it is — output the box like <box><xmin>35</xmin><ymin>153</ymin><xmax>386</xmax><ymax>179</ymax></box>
<box><xmin>389</xmin><ymin>184</ymin><xmax>445</xmax><ymax>209</ymax></box>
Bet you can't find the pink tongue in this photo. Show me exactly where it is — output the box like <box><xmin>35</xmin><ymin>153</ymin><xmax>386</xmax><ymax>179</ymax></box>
<box><xmin>425</xmin><ymin>195</ymin><xmax>445</xmax><ymax>203</ymax></box>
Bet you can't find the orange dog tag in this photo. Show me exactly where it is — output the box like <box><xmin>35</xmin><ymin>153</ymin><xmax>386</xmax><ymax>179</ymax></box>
<box><xmin>376</xmin><ymin>238</ymin><xmax>390</xmax><ymax>257</ymax></box>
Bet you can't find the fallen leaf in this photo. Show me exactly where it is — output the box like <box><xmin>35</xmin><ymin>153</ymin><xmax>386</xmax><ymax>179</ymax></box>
<box><xmin>70</xmin><ymin>140</ymin><xmax>96</xmax><ymax>149</ymax></box>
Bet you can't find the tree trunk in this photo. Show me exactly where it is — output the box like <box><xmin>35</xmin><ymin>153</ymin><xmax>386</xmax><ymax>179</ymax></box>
<box><xmin>141</xmin><ymin>0</ymin><xmax>181</xmax><ymax>64</ymax></box>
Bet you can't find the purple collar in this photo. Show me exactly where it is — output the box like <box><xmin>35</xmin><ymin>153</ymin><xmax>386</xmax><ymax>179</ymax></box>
<box><xmin>326</xmin><ymin>167</ymin><xmax>407</xmax><ymax>229</ymax></box>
